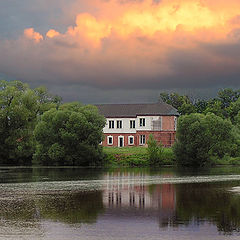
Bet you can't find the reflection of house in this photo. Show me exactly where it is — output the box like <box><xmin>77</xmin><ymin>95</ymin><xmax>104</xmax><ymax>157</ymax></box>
<box><xmin>103</xmin><ymin>172</ymin><xmax>176</xmax><ymax>211</ymax></box>
<box><xmin>96</xmin><ymin>103</ymin><xmax>179</xmax><ymax>147</ymax></box>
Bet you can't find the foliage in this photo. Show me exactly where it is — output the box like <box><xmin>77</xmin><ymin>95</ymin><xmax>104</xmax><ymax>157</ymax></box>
<box><xmin>159</xmin><ymin>92</ymin><xmax>196</xmax><ymax>115</ymax></box>
<box><xmin>103</xmin><ymin>147</ymin><xmax>148</xmax><ymax>167</ymax></box>
<box><xmin>203</xmin><ymin>99</ymin><xmax>225</xmax><ymax>118</ymax></box>
<box><xmin>33</xmin><ymin>102</ymin><xmax>106</xmax><ymax>166</ymax></box>
<box><xmin>218</xmin><ymin>88</ymin><xmax>240</xmax><ymax>108</ymax></box>
<box><xmin>0</xmin><ymin>80</ymin><xmax>60</xmax><ymax>165</ymax></box>
<box><xmin>174</xmin><ymin>113</ymin><xmax>235</xmax><ymax>167</ymax></box>
<box><xmin>147</xmin><ymin>134</ymin><xmax>165</xmax><ymax>165</ymax></box>
<box><xmin>228</xmin><ymin>98</ymin><xmax>240</xmax><ymax>123</ymax></box>
<box><xmin>159</xmin><ymin>88</ymin><xmax>240</xmax><ymax>120</ymax></box>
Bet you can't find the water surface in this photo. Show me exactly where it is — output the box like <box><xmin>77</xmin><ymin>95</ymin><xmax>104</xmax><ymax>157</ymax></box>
<box><xmin>0</xmin><ymin>167</ymin><xmax>240</xmax><ymax>240</ymax></box>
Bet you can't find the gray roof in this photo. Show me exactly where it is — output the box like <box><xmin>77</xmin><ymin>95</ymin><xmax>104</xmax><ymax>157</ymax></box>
<box><xmin>95</xmin><ymin>103</ymin><xmax>179</xmax><ymax>118</ymax></box>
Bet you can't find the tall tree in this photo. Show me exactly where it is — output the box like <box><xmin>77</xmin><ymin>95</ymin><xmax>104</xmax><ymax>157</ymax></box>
<box><xmin>0</xmin><ymin>80</ymin><xmax>60</xmax><ymax>165</ymax></box>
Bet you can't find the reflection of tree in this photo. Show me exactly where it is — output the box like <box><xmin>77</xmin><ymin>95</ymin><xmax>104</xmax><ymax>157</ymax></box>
<box><xmin>175</xmin><ymin>183</ymin><xmax>240</xmax><ymax>234</ymax></box>
<box><xmin>0</xmin><ymin>198</ymin><xmax>38</xmax><ymax>222</ymax></box>
<box><xmin>0</xmin><ymin>191</ymin><xmax>104</xmax><ymax>225</ymax></box>
<box><xmin>38</xmin><ymin>191</ymin><xmax>104</xmax><ymax>224</ymax></box>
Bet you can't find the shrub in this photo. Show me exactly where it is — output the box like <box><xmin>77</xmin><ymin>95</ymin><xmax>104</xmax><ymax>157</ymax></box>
<box><xmin>147</xmin><ymin>134</ymin><xmax>164</xmax><ymax>165</ymax></box>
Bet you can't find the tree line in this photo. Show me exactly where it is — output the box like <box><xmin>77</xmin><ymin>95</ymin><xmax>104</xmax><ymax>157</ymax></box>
<box><xmin>159</xmin><ymin>89</ymin><xmax>240</xmax><ymax>167</ymax></box>
<box><xmin>0</xmin><ymin>80</ymin><xmax>105</xmax><ymax>166</ymax></box>
<box><xmin>1</xmin><ymin>79</ymin><xmax>240</xmax><ymax>167</ymax></box>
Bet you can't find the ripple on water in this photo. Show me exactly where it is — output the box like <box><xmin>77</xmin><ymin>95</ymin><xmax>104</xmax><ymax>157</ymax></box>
<box><xmin>0</xmin><ymin>174</ymin><xmax>239</xmax><ymax>198</ymax></box>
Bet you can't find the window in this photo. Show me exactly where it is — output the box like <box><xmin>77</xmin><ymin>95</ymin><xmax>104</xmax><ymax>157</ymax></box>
<box><xmin>128</xmin><ymin>136</ymin><xmax>134</xmax><ymax>145</ymax></box>
<box><xmin>107</xmin><ymin>136</ymin><xmax>113</xmax><ymax>145</ymax></box>
<box><xmin>174</xmin><ymin>117</ymin><xmax>177</xmax><ymax>131</ymax></box>
<box><xmin>130</xmin><ymin>120</ymin><xmax>135</xmax><ymax>129</ymax></box>
<box><xmin>139</xmin><ymin>118</ymin><xmax>146</xmax><ymax>127</ymax></box>
<box><xmin>117</xmin><ymin>120</ymin><xmax>122</xmax><ymax>129</ymax></box>
<box><xmin>140</xmin><ymin>135</ymin><xmax>146</xmax><ymax>145</ymax></box>
<box><xmin>152</xmin><ymin>117</ymin><xmax>162</xmax><ymax>131</ymax></box>
<box><xmin>109</xmin><ymin>120</ymin><xmax>114</xmax><ymax>129</ymax></box>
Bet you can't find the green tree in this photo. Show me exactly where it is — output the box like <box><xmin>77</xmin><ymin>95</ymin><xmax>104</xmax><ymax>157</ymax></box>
<box><xmin>218</xmin><ymin>88</ymin><xmax>240</xmax><ymax>109</ymax></box>
<box><xmin>159</xmin><ymin>92</ymin><xmax>196</xmax><ymax>115</ymax></box>
<box><xmin>203</xmin><ymin>99</ymin><xmax>225</xmax><ymax>118</ymax></box>
<box><xmin>194</xmin><ymin>100</ymin><xmax>208</xmax><ymax>113</ymax></box>
<box><xmin>0</xmin><ymin>80</ymin><xmax>61</xmax><ymax>165</ymax></box>
<box><xmin>228</xmin><ymin>98</ymin><xmax>240</xmax><ymax>123</ymax></box>
<box><xmin>147</xmin><ymin>134</ymin><xmax>164</xmax><ymax>165</ymax></box>
<box><xmin>174</xmin><ymin>113</ymin><xmax>235</xmax><ymax>167</ymax></box>
<box><xmin>33</xmin><ymin>102</ymin><xmax>106</xmax><ymax>166</ymax></box>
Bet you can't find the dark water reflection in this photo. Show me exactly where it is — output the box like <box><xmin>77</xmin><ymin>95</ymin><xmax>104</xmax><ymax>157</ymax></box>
<box><xmin>0</xmin><ymin>167</ymin><xmax>240</xmax><ymax>239</ymax></box>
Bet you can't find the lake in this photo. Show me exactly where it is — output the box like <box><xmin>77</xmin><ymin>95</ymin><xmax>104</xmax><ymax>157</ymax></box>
<box><xmin>1</xmin><ymin>167</ymin><xmax>240</xmax><ymax>240</ymax></box>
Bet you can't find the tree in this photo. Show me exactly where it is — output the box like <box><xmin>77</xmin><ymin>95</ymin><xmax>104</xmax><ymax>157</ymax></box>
<box><xmin>194</xmin><ymin>100</ymin><xmax>208</xmax><ymax>113</ymax></box>
<box><xmin>159</xmin><ymin>92</ymin><xmax>196</xmax><ymax>115</ymax></box>
<box><xmin>203</xmin><ymin>99</ymin><xmax>224</xmax><ymax>118</ymax></box>
<box><xmin>228</xmin><ymin>98</ymin><xmax>240</xmax><ymax>123</ymax></box>
<box><xmin>33</xmin><ymin>102</ymin><xmax>106</xmax><ymax>166</ymax></box>
<box><xmin>0</xmin><ymin>80</ymin><xmax>61</xmax><ymax>165</ymax></box>
<box><xmin>174</xmin><ymin>113</ymin><xmax>235</xmax><ymax>167</ymax></box>
<box><xmin>218</xmin><ymin>88</ymin><xmax>240</xmax><ymax>109</ymax></box>
<box><xmin>147</xmin><ymin>134</ymin><xmax>165</xmax><ymax>165</ymax></box>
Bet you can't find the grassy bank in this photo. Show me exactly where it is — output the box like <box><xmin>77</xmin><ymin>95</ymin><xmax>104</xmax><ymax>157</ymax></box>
<box><xmin>211</xmin><ymin>155</ymin><xmax>240</xmax><ymax>166</ymax></box>
<box><xmin>103</xmin><ymin>147</ymin><xmax>240</xmax><ymax>167</ymax></box>
<box><xmin>103</xmin><ymin>146</ymin><xmax>175</xmax><ymax>167</ymax></box>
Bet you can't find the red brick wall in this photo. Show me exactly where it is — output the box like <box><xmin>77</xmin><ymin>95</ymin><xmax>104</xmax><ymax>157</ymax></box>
<box><xmin>136</xmin><ymin>131</ymin><xmax>176</xmax><ymax>147</ymax></box>
<box><xmin>102</xmin><ymin>131</ymin><xmax>176</xmax><ymax>147</ymax></box>
<box><xmin>162</xmin><ymin>116</ymin><xmax>175</xmax><ymax>131</ymax></box>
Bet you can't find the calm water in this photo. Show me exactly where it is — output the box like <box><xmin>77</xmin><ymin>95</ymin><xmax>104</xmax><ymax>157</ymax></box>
<box><xmin>1</xmin><ymin>167</ymin><xmax>240</xmax><ymax>240</ymax></box>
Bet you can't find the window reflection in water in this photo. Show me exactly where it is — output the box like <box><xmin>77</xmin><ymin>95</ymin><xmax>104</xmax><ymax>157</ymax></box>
<box><xmin>103</xmin><ymin>171</ymin><xmax>176</xmax><ymax>212</ymax></box>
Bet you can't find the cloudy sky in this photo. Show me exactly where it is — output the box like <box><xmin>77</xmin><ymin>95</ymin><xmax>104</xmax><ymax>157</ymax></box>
<box><xmin>1</xmin><ymin>0</ymin><xmax>240</xmax><ymax>103</ymax></box>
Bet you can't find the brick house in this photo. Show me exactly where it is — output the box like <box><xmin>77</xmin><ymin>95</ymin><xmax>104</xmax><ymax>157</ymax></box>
<box><xmin>96</xmin><ymin>102</ymin><xmax>179</xmax><ymax>147</ymax></box>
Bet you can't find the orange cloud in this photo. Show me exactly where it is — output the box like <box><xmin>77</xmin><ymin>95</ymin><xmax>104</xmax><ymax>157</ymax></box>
<box><xmin>6</xmin><ymin>0</ymin><xmax>240</xmax><ymax>93</ymax></box>
<box><xmin>24</xmin><ymin>28</ymin><xmax>43</xmax><ymax>43</ymax></box>
<box><xmin>46</xmin><ymin>29</ymin><xmax>60</xmax><ymax>38</ymax></box>
<box><xmin>26</xmin><ymin>0</ymin><xmax>240</xmax><ymax>49</ymax></box>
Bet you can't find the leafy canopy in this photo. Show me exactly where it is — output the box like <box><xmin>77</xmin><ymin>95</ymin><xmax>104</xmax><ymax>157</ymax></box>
<box><xmin>174</xmin><ymin>113</ymin><xmax>235</xmax><ymax>167</ymax></box>
<box><xmin>0</xmin><ymin>80</ymin><xmax>60</xmax><ymax>165</ymax></box>
<box><xmin>34</xmin><ymin>102</ymin><xmax>106</xmax><ymax>166</ymax></box>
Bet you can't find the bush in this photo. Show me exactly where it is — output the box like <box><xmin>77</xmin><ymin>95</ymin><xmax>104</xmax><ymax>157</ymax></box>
<box><xmin>147</xmin><ymin>134</ymin><xmax>173</xmax><ymax>166</ymax></box>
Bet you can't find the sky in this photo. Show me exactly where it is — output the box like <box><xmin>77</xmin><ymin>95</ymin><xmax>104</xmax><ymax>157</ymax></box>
<box><xmin>1</xmin><ymin>0</ymin><xmax>240</xmax><ymax>103</ymax></box>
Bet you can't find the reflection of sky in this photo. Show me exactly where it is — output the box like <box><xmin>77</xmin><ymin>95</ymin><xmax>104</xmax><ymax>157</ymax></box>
<box><xmin>18</xmin><ymin>219</ymin><xmax>238</xmax><ymax>240</ymax></box>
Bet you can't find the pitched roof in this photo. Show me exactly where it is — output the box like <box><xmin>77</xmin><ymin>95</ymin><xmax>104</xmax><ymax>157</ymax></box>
<box><xmin>95</xmin><ymin>102</ymin><xmax>179</xmax><ymax>118</ymax></box>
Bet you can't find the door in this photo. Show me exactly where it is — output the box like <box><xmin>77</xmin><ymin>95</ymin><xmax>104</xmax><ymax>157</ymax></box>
<box><xmin>119</xmin><ymin>136</ymin><xmax>124</xmax><ymax>147</ymax></box>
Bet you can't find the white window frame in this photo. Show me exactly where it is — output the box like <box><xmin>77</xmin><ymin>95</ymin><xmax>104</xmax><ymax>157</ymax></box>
<box><xmin>117</xmin><ymin>120</ymin><xmax>123</xmax><ymax>129</ymax></box>
<box><xmin>128</xmin><ymin>136</ymin><xmax>134</xmax><ymax>145</ymax></box>
<box><xmin>139</xmin><ymin>135</ymin><xmax>146</xmax><ymax>145</ymax></box>
<box><xmin>139</xmin><ymin>118</ymin><xmax>146</xmax><ymax>127</ymax></box>
<box><xmin>107</xmin><ymin>136</ymin><xmax>113</xmax><ymax>145</ymax></box>
<box><xmin>130</xmin><ymin>120</ymin><xmax>135</xmax><ymax>129</ymax></box>
<box><xmin>174</xmin><ymin>117</ymin><xmax>177</xmax><ymax>131</ymax></box>
<box><xmin>118</xmin><ymin>136</ymin><xmax>124</xmax><ymax>147</ymax></box>
<box><xmin>109</xmin><ymin>120</ymin><xmax>114</xmax><ymax>129</ymax></box>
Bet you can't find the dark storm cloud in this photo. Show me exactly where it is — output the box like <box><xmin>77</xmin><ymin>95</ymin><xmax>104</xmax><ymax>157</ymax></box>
<box><xmin>1</xmin><ymin>0</ymin><xmax>240</xmax><ymax>103</ymax></box>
